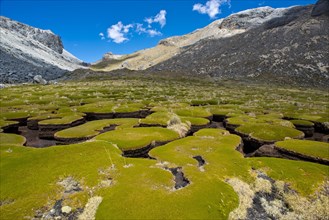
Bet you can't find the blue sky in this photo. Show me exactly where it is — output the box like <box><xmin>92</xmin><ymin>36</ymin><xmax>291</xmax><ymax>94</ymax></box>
<box><xmin>1</xmin><ymin>0</ymin><xmax>315</xmax><ymax>62</ymax></box>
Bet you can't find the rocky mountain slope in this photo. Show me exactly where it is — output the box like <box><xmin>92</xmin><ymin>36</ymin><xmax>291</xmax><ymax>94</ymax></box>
<box><xmin>0</xmin><ymin>16</ymin><xmax>85</xmax><ymax>83</ymax></box>
<box><xmin>150</xmin><ymin>3</ymin><xmax>329</xmax><ymax>88</ymax></box>
<box><xmin>93</xmin><ymin>6</ymin><xmax>290</xmax><ymax>71</ymax></box>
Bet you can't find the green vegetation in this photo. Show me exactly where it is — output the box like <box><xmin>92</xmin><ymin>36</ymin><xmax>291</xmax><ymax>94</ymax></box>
<box><xmin>173</xmin><ymin>106</ymin><xmax>212</xmax><ymax>119</ymax></box>
<box><xmin>275</xmin><ymin>139</ymin><xmax>329</xmax><ymax>160</ymax></box>
<box><xmin>140</xmin><ymin>111</ymin><xmax>174</xmax><ymax>126</ymax></box>
<box><xmin>0</xmin><ymin>78</ymin><xmax>328</xmax><ymax>219</ymax></box>
<box><xmin>94</xmin><ymin>127</ymin><xmax>180</xmax><ymax>151</ymax></box>
<box><xmin>225</xmin><ymin>115</ymin><xmax>295</xmax><ymax>128</ymax></box>
<box><xmin>0</xmin><ymin>111</ymin><xmax>31</xmax><ymax>120</ymax></box>
<box><xmin>55</xmin><ymin>118</ymin><xmax>139</xmax><ymax>139</ymax></box>
<box><xmin>248</xmin><ymin>157</ymin><xmax>329</xmax><ymax>196</ymax></box>
<box><xmin>0</xmin><ymin>133</ymin><xmax>26</xmax><ymax>146</ymax></box>
<box><xmin>290</xmin><ymin>119</ymin><xmax>314</xmax><ymax>127</ymax></box>
<box><xmin>236</xmin><ymin>123</ymin><xmax>304</xmax><ymax>142</ymax></box>
<box><xmin>38</xmin><ymin>115</ymin><xmax>84</xmax><ymax>125</ymax></box>
<box><xmin>140</xmin><ymin>111</ymin><xmax>209</xmax><ymax>127</ymax></box>
<box><xmin>0</xmin><ymin>120</ymin><xmax>18</xmax><ymax>130</ymax></box>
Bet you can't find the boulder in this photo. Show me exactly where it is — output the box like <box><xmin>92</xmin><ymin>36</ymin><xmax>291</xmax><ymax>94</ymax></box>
<box><xmin>61</xmin><ymin>206</ymin><xmax>72</xmax><ymax>214</ymax></box>
<box><xmin>33</xmin><ymin>75</ymin><xmax>47</xmax><ymax>85</ymax></box>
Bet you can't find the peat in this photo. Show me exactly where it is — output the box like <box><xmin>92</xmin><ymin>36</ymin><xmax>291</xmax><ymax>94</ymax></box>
<box><xmin>19</xmin><ymin>126</ymin><xmax>57</xmax><ymax>148</ymax></box>
<box><xmin>168</xmin><ymin>167</ymin><xmax>190</xmax><ymax>189</ymax></box>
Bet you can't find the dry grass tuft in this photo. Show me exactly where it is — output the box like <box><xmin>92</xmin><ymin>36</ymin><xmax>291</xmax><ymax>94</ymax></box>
<box><xmin>167</xmin><ymin>114</ymin><xmax>191</xmax><ymax>138</ymax></box>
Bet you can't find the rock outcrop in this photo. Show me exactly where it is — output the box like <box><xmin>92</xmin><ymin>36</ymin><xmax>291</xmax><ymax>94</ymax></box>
<box><xmin>311</xmin><ymin>0</ymin><xmax>329</xmax><ymax>16</ymax></box>
<box><xmin>0</xmin><ymin>16</ymin><xmax>85</xmax><ymax>83</ymax></box>
<box><xmin>151</xmin><ymin>4</ymin><xmax>329</xmax><ymax>88</ymax></box>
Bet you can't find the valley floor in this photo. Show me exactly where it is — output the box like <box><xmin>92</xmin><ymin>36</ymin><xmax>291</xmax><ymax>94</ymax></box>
<box><xmin>0</xmin><ymin>77</ymin><xmax>328</xmax><ymax>220</ymax></box>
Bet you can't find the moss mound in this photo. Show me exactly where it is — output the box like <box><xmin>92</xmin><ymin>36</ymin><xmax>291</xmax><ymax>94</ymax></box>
<box><xmin>290</xmin><ymin>120</ymin><xmax>314</xmax><ymax>127</ymax></box>
<box><xmin>0</xmin><ymin>111</ymin><xmax>31</xmax><ymax>120</ymax></box>
<box><xmin>0</xmin><ymin>133</ymin><xmax>26</xmax><ymax>146</ymax></box>
<box><xmin>141</xmin><ymin>112</ymin><xmax>209</xmax><ymax>127</ymax></box>
<box><xmin>94</xmin><ymin>127</ymin><xmax>180</xmax><ymax>151</ymax></box>
<box><xmin>226</xmin><ymin>115</ymin><xmax>295</xmax><ymax>129</ymax></box>
<box><xmin>55</xmin><ymin>118</ymin><xmax>139</xmax><ymax>139</ymax></box>
<box><xmin>275</xmin><ymin>139</ymin><xmax>329</xmax><ymax>160</ymax></box>
<box><xmin>38</xmin><ymin>115</ymin><xmax>84</xmax><ymax>125</ymax></box>
<box><xmin>236</xmin><ymin>124</ymin><xmax>304</xmax><ymax>142</ymax></box>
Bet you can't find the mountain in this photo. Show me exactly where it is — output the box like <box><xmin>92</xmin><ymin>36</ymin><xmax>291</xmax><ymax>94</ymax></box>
<box><xmin>92</xmin><ymin>6</ymin><xmax>289</xmax><ymax>72</ymax></box>
<box><xmin>150</xmin><ymin>3</ymin><xmax>329</xmax><ymax>88</ymax></box>
<box><xmin>0</xmin><ymin>16</ymin><xmax>85</xmax><ymax>83</ymax></box>
<box><xmin>94</xmin><ymin>2</ymin><xmax>329</xmax><ymax>88</ymax></box>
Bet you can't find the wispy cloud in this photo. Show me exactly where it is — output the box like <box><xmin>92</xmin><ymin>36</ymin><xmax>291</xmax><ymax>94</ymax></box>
<box><xmin>147</xmin><ymin>29</ymin><xmax>162</xmax><ymax>37</ymax></box>
<box><xmin>103</xmin><ymin>10</ymin><xmax>166</xmax><ymax>44</ymax></box>
<box><xmin>99</xmin><ymin>32</ymin><xmax>105</xmax><ymax>40</ymax></box>
<box><xmin>258</xmin><ymin>1</ymin><xmax>266</xmax><ymax>6</ymax></box>
<box><xmin>136</xmin><ymin>23</ymin><xmax>162</xmax><ymax>37</ymax></box>
<box><xmin>107</xmin><ymin>22</ymin><xmax>133</xmax><ymax>43</ymax></box>
<box><xmin>193</xmin><ymin>0</ymin><xmax>230</xmax><ymax>19</ymax></box>
<box><xmin>144</xmin><ymin>10</ymin><xmax>167</xmax><ymax>28</ymax></box>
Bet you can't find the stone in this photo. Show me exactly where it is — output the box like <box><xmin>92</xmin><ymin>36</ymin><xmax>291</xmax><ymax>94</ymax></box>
<box><xmin>33</xmin><ymin>75</ymin><xmax>47</xmax><ymax>85</ymax></box>
<box><xmin>49</xmin><ymin>209</ymin><xmax>56</xmax><ymax>215</ymax></box>
<box><xmin>61</xmin><ymin>206</ymin><xmax>72</xmax><ymax>214</ymax></box>
<box><xmin>57</xmin><ymin>176</ymin><xmax>82</xmax><ymax>194</ymax></box>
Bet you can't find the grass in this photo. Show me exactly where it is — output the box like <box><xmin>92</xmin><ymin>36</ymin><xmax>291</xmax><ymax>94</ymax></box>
<box><xmin>55</xmin><ymin>118</ymin><xmax>139</xmax><ymax>139</ymax></box>
<box><xmin>0</xmin><ymin>111</ymin><xmax>31</xmax><ymax>120</ymax></box>
<box><xmin>236</xmin><ymin>123</ymin><xmax>304</xmax><ymax>142</ymax></box>
<box><xmin>194</xmin><ymin>128</ymin><xmax>230</xmax><ymax>137</ymax></box>
<box><xmin>0</xmin><ymin>78</ymin><xmax>328</xmax><ymax>219</ymax></box>
<box><xmin>248</xmin><ymin>157</ymin><xmax>329</xmax><ymax>196</ymax></box>
<box><xmin>0</xmin><ymin>133</ymin><xmax>26</xmax><ymax>146</ymax></box>
<box><xmin>226</xmin><ymin>115</ymin><xmax>295</xmax><ymax>128</ymax></box>
<box><xmin>140</xmin><ymin>112</ymin><xmax>175</xmax><ymax>126</ymax></box>
<box><xmin>94</xmin><ymin>127</ymin><xmax>180</xmax><ymax>150</ymax></box>
<box><xmin>275</xmin><ymin>139</ymin><xmax>329</xmax><ymax>160</ymax></box>
<box><xmin>290</xmin><ymin>119</ymin><xmax>314</xmax><ymax>127</ymax></box>
<box><xmin>38</xmin><ymin>115</ymin><xmax>84</xmax><ymax>125</ymax></box>
<box><xmin>0</xmin><ymin>141</ymin><xmax>123</xmax><ymax>219</ymax></box>
<box><xmin>141</xmin><ymin>111</ymin><xmax>209</xmax><ymax>127</ymax></box>
<box><xmin>173</xmin><ymin>107</ymin><xmax>212</xmax><ymax>119</ymax></box>
<box><xmin>0</xmin><ymin>120</ymin><xmax>18</xmax><ymax>129</ymax></box>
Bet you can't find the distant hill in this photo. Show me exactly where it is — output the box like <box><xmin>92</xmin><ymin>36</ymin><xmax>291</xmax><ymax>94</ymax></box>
<box><xmin>94</xmin><ymin>2</ymin><xmax>329</xmax><ymax>88</ymax></box>
<box><xmin>150</xmin><ymin>4</ymin><xmax>329</xmax><ymax>88</ymax></box>
<box><xmin>93</xmin><ymin>6</ymin><xmax>289</xmax><ymax>72</ymax></box>
<box><xmin>0</xmin><ymin>16</ymin><xmax>85</xmax><ymax>83</ymax></box>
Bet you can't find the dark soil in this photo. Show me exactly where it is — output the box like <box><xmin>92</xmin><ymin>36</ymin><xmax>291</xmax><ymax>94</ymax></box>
<box><xmin>305</xmin><ymin>132</ymin><xmax>329</xmax><ymax>142</ymax></box>
<box><xmin>168</xmin><ymin>167</ymin><xmax>190</xmax><ymax>189</ymax></box>
<box><xmin>193</xmin><ymin>155</ymin><xmax>206</xmax><ymax>167</ymax></box>
<box><xmin>19</xmin><ymin>126</ymin><xmax>57</xmax><ymax>148</ymax></box>
<box><xmin>247</xmin><ymin>171</ymin><xmax>289</xmax><ymax>220</ymax></box>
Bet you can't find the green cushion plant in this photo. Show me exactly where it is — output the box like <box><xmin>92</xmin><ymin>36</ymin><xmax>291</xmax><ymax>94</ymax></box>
<box><xmin>275</xmin><ymin>139</ymin><xmax>329</xmax><ymax>160</ymax></box>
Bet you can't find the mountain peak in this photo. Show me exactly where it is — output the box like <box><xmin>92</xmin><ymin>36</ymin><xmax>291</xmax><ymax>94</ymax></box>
<box><xmin>0</xmin><ymin>16</ymin><xmax>84</xmax><ymax>83</ymax></box>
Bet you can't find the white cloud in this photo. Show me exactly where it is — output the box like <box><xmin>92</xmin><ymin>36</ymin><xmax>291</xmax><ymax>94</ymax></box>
<box><xmin>136</xmin><ymin>23</ymin><xmax>162</xmax><ymax>37</ymax></box>
<box><xmin>193</xmin><ymin>0</ymin><xmax>230</xmax><ymax>19</ymax></box>
<box><xmin>99</xmin><ymin>32</ymin><xmax>105</xmax><ymax>40</ymax></box>
<box><xmin>103</xmin><ymin>10</ymin><xmax>166</xmax><ymax>43</ymax></box>
<box><xmin>144</xmin><ymin>10</ymin><xmax>167</xmax><ymax>28</ymax></box>
<box><xmin>107</xmin><ymin>22</ymin><xmax>133</xmax><ymax>43</ymax></box>
<box><xmin>147</xmin><ymin>29</ymin><xmax>162</xmax><ymax>37</ymax></box>
<box><xmin>136</xmin><ymin>23</ymin><xmax>146</xmax><ymax>34</ymax></box>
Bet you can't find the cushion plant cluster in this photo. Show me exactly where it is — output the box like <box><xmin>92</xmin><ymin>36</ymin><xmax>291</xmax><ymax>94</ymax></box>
<box><xmin>0</xmin><ymin>79</ymin><xmax>328</xmax><ymax>219</ymax></box>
